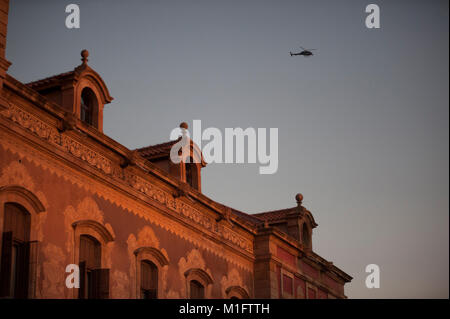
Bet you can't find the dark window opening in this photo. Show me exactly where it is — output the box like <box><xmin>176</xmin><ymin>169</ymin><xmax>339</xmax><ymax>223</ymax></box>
<box><xmin>0</xmin><ymin>203</ymin><xmax>31</xmax><ymax>298</ymax></box>
<box><xmin>140</xmin><ymin>260</ymin><xmax>158</xmax><ymax>299</ymax></box>
<box><xmin>79</xmin><ymin>235</ymin><xmax>109</xmax><ymax>299</ymax></box>
<box><xmin>185</xmin><ymin>157</ymin><xmax>196</xmax><ymax>189</ymax></box>
<box><xmin>80</xmin><ymin>88</ymin><xmax>95</xmax><ymax>126</ymax></box>
<box><xmin>189</xmin><ymin>280</ymin><xmax>205</xmax><ymax>299</ymax></box>
<box><xmin>302</xmin><ymin>223</ymin><xmax>310</xmax><ymax>249</ymax></box>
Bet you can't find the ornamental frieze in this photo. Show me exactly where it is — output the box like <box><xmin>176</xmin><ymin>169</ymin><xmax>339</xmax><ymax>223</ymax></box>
<box><xmin>60</xmin><ymin>134</ymin><xmax>111</xmax><ymax>174</ymax></box>
<box><xmin>0</xmin><ymin>103</ymin><xmax>253</xmax><ymax>254</ymax></box>
<box><xmin>2</xmin><ymin>104</ymin><xmax>112</xmax><ymax>175</ymax></box>
<box><xmin>3</xmin><ymin>103</ymin><xmax>53</xmax><ymax>140</ymax></box>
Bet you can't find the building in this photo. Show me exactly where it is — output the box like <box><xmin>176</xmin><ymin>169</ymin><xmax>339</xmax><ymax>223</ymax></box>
<box><xmin>0</xmin><ymin>0</ymin><xmax>351</xmax><ymax>299</ymax></box>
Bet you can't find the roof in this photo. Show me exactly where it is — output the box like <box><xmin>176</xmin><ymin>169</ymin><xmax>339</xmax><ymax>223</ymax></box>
<box><xmin>26</xmin><ymin>70</ymin><xmax>74</xmax><ymax>90</ymax></box>
<box><xmin>136</xmin><ymin>137</ymin><xmax>207</xmax><ymax>167</ymax></box>
<box><xmin>136</xmin><ymin>138</ymin><xmax>181</xmax><ymax>161</ymax></box>
<box><xmin>253</xmin><ymin>207</ymin><xmax>296</xmax><ymax>222</ymax></box>
<box><xmin>229</xmin><ymin>207</ymin><xmax>299</xmax><ymax>226</ymax></box>
<box><xmin>230</xmin><ymin>208</ymin><xmax>264</xmax><ymax>226</ymax></box>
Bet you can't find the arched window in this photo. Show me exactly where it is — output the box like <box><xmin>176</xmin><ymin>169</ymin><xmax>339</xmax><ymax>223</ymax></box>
<box><xmin>184</xmin><ymin>267</ymin><xmax>213</xmax><ymax>298</ymax></box>
<box><xmin>80</xmin><ymin>88</ymin><xmax>96</xmax><ymax>126</ymax></box>
<box><xmin>189</xmin><ymin>280</ymin><xmax>205</xmax><ymax>299</ymax></box>
<box><xmin>71</xmin><ymin>219</ymin><xmax>114</xmax><ymax>299</ymax></box>
<box><xmin>0</xmin><ymin>203</ymin><xmax>31</xmax><ymax>298</ymax></box>
<box><xmin>302</xmin><ymin>223</ymin><xmax>311</xmax><ymax>249</ymax></box>
<box><xmin>133</xmin><ymin>246</ymin><xmax>169</xmax><ymax>299</ymax></box>
<box><xmin>0</xmin><ymin>186</ymin><xmax>46</xmax><ymax>299</ymax></box>
<box><xmin>79</xmin><ymin>234</ymin><xmax>102</xmax><ymax>299</ymax></box>
<box><xmin>140</xmin><ymin>260</ymin><xmax>158</xmax><ymax>299</ymax></box>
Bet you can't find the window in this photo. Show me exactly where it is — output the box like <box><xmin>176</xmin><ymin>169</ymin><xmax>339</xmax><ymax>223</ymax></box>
<box><xmin>80</xmin><ymin>88</ymin><xmax>95</xmax><ymax>125</ymax></box>
<box><xmin>0</xmin><ymin>203</ymin><xmax>31</xmax><ymax>298</ymax></box>
<box><xmin>72</xmin><ymin>219</ymin><xmax>114</xmax><ymax>299</ymax></box>
<box><xmin>140</xmin><ymin>260</ymin><xmax>158</xmax><ymax>299</ymax></box>
<box><xmin>302</xmin><ymin>223</ymin><xmax>311</xmax><ymax>249</ymax></box>
<box><xmin>185</xmin><ymin>157</ymin><xmax>196</xmax><ymax>188</ymax></box>
<box><xmin>189</xmin><ymin>280</ymin><xmax>205</xmax><ymax>299</ymax></box>
<box><xmin>133</xmin><ymin>246</ymin><xmax>169</xmax><ymax>299</ymax></box>
<box><xmin>78</xmin><ymin>234</ymin><xmax>109</xmax><ymax>299</ymax></box>
<box><xmin>184</xmin><ymin>267</ymin><xmax>213</xmax><ymax>298</ymax></box>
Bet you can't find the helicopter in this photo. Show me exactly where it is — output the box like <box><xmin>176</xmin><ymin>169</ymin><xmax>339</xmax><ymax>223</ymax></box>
<box><xmin>290</xmin><ymin>47</ymin><xmax>316</xmax><ymax>57</ymax></box>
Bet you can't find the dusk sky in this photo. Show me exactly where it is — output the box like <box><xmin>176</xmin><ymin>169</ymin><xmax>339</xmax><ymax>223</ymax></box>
<box><xmin>6</xmin><ymin>0</ymin><xmax>449</xmax><ymax>298</ymax></box>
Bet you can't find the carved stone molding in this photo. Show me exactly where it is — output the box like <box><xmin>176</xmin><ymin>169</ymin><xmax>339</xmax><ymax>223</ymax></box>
<box><xmin>2</xmin><ymin>104</ymin><xmax>112</xmax><ymax>174</ymax></box>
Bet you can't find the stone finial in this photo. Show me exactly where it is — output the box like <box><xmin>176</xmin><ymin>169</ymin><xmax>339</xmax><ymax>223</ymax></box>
<box><xmin>81</xmin><ymin>49</ymin><xmax>89</xmax><ymax>64</ymax></box>
<box><xmin>179</xmin><ymin>122</ymin><xmax>189</xmax><ymax>139</ymax></box>
<box><xmin>295</xmin><ymin>193</ymin><xmax>303</xmax><ymax>205</ymax></box>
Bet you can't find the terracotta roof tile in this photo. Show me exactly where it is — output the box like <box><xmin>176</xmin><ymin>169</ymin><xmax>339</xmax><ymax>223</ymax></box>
<box><xmin>136</xmin><ymin>138</ymin><xmax>181</xmax><ymax>160</ymax></box>
<box><xmin>253</xmin><ymin>207</ymin><xmax>296</xmax><ymax>222</ymax></box>
<box><xmin>26</xmin><ymin>71</ymin><xmax>74</xmax><ymax>89</ymax></box>
<box><xmin>231</xmin><ymin>208</ymin><xmax>264</xmax><ymax>226</ymax></box>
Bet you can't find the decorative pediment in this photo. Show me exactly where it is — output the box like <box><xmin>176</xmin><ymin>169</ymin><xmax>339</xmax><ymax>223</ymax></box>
<box><xmin>73</xmin><ymin>59</ymin><xmax>113</xmax><ymax>105</ymax></box>
<box><xmin>184</xmin><ymin>268</ymin><xmax>214</xmax><ymax>285</ymax></box>
<box><xmin>0</xmin><ymin>185</ymin><xmax>45</xmax><ymax>213</ymax></box>
<box><xmin>72</xmin><ymin>219</ymin><xmax>115</xmax><ymax>243</ymax></box>
<box><xmin>133</xmin><ymin>247</ymin><xmax>169</xmax><ymax>266</ymax></box>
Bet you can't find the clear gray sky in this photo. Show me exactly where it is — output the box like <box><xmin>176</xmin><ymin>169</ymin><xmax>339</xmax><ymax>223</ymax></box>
<box><xmin>6</xmin><ymin>0</ymin><xmax>449</xmax><ymax>298</ymax></box>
